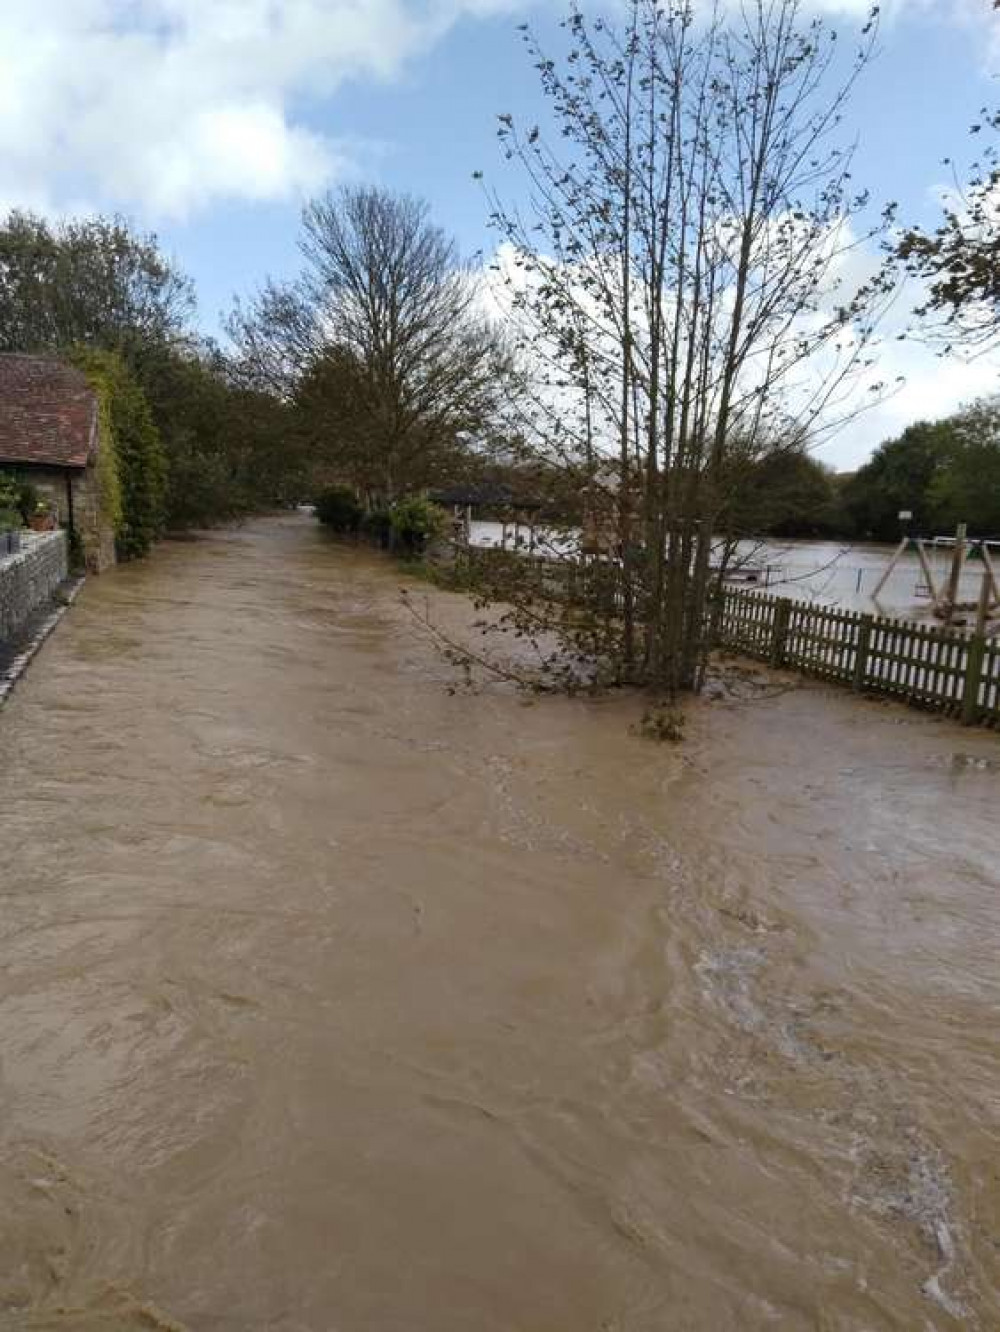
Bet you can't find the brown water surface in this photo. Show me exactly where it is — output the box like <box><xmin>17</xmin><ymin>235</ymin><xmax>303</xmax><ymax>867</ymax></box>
<box><xmin>1</xmin><ymin>515</ymin><xmax>999</xmax><ymax>1330</ymax></box>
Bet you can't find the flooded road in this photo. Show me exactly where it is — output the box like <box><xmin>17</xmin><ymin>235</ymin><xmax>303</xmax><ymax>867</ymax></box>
<box><xmin>1</xmin><ymin>515</ymin><xmax>999</xmax><ymax>1330</ymax></box>
<box><xmin>468</xmin><ymin>519</ymin><xmax>995</xmax><ymax>622</ymax></box>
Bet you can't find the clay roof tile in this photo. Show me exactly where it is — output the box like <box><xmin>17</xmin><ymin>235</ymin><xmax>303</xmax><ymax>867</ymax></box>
<box><xmin>0</xmin><ymin>354</ymin><xmax>98</xmax><ymax>470</ymax></box>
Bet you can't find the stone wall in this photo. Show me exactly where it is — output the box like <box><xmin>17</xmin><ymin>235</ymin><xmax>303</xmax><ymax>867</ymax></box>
<box><xmin>72</xmin><ymin>467</ymin><xmax>116</xmax><ymax>572</ymax></box>
<box><xmin>0</xmin><ymin>531</ymin><xmax>69</xmax><ymax>642</ymax></box>
<box><xmin>27</xmin><ymin>467</ymin><xmax>115</xmax><ymax>572</ymax></box>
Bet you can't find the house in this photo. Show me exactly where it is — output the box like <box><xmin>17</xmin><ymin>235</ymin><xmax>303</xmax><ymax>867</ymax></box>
<box><xmin>0</xmin><ymin>354</ymin><xmax>116</xmax><ymax>570</ymax></box>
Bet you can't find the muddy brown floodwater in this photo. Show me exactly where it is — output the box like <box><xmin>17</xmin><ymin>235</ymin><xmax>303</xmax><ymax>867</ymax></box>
<box><xmin>1</xmin><ymin>515</ymin><xmax>999</xmax><ymax>1331</ymax></box>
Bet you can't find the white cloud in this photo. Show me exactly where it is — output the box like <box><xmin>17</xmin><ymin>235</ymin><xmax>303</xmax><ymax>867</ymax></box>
<box><xmin>0</xmin><ymin>0</ymin><xmax>992</xmax><ymax>221</ymax></box>
<box><xmin>0</xmin><ymin>0</ymin><xmax>521</xmax><ymax>219</ymax></box>
<box><xmin>817</xmin><ymin>338</ymin><xmax>1000</xmax><ymax>470</ymax></box>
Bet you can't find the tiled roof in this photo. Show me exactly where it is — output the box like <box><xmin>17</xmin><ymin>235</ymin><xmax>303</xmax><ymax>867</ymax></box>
<box><xmin>0</xmin><ymin>354</ymin><xmax>98</xmax><ymax>470</ymax></box>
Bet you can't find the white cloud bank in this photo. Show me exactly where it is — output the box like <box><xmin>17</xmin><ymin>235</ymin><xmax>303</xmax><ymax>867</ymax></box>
<box><xmin>1</xmin><ymin>0</ymin><xmax>994</xmax><ymax>221</ymax></box>
<box><xmin>818</xmin><ymin>336</ymin><xmax>1000</xmax><ymax>470</ymax></box>
<box><xmin>0</xmin><ymin>0</ymin><xmax>519</xmax><ymax>219</ymax></box>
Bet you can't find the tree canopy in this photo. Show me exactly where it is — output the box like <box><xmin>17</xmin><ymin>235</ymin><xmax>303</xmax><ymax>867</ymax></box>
<box><xmin>0</xmin><ymin>211</ymin><xmax>194</xmax><ymax>361</ymax></box>
<box><xmin>229</xmin><ymin>186</ymin><xmax>512</xmax><ymax>500</ymax></box>
<box><xmin>843</xmin><ymin>403</ymin><xmax>1000</xmax><ymax>540</ymax></box>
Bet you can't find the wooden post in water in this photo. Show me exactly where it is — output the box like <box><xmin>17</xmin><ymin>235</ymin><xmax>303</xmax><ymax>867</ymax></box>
<box><xmin>913</xmin><ymin>540</ymin><xmax>943</xmax><ymax>610</ymax></box>
<box><xmin>980</xmin><ymin>544</ymin><xmax>1000</xmax><ymax>609</ymax></box>
<box><xmin>961</xmin><ymin>573</ymin><xmax>990</xmax><ymax>725</ymax></box>
<box><xmin>944</xmin><ymin>523</ymin><xmax>968</xmax><ymax>621</ymax></box>
<box><xmin>975</xmin><ymin>567</ymin><xmax>992</xmax><ymax>637</ymax></box>
<box><xmin>871</xmin><ymin>537</ymin><xmax>909</xmax><ymax>603</ymax></box>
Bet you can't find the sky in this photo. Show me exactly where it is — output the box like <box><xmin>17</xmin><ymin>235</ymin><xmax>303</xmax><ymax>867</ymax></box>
<box><xmin>2</xmin><ymin>0</ymin><xmax>1000</xmax><ymax>469</ymax></box>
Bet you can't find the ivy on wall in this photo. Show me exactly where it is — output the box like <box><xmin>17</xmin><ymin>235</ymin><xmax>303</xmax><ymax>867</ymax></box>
<box><xmin>70</xmin><ymin>347</ymin><xmax>166</xmax><ymax>559</ymax></box>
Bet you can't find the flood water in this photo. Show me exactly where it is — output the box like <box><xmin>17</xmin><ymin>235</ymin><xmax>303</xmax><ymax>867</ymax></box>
<box><xmin>1</xmin><ymin>514</ymin><xmax>999</xmax><ymax>1330</ymax></box>
<box><xmin>468</xmin><ymin>519</ymin><xmax>995</xmax><ymax>622</ymax></box>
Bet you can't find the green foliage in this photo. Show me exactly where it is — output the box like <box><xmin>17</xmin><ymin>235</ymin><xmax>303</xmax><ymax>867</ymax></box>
<box><xmin>725</xmin><ymin>446</ymin><xmax>847</xmax><ymax>539</ymax></box>
<box><xmin>63</xmin><ymin>353</ymin><xmax>126</xmax><ymax>546</ymax></box>
<box><xmin>95</xmin><ymin>389</ymin><xmax>125</xmax><ymax>536</ymax></box>
<box><xmin>0</xmin><ymin>210</ymin><xmax>193</xmax><ymax>360</ymax></box>
<box><xmin>70</xmin><ymin>347</ymin><xmax>165</xmax><ymax>558</ymax></box>
<box><xmin>0</xmin><ymin>205</ymin><xmax>299</xmax><ymax>537</ymax></box>
<box><xmin>315</xmin><ymin>485</ymin><xmax>362</xmax><ymax>534</ymax></box>
<box><xmin>360</xmin><ymin>507</ymin><xmax>393</xmax><ymax>548</ymax></box>
<box><xmin>926</xmin><ymin>403</ymin><xmax>1000</xmax><ymax>535</ymax></box>
<box><xmin>136</xmin><ymin>345</ymin><xmax>299</xmax><ymax>529</ymax></box>
<box><xmin>230</xmin><ymin>187</ymin><xmax>511</xmax><ymax>501</ymax></box>
<box><xmin>896</xmin><ymin>109</ymin><xmax>1000</xmax><ymax>350</ymax></box>
<box><xmin>637</xmin><ymin>704</ymin><xmax>685</xmax><ymax>743</ymax></box>
<box><xmin>0</xmin><ymin>475</ymin><xmax>20</xmax><ymax>535</ymax></box>
<box><xmin>18</xmin><ymin>482</ymin><xmax>43</xmax><ymax>523</ymax></box>
<box><xmin>843</xmin><ymin>403</ymin><xmax>1000</xmax><ymax>540</ymax></box>
<box><xmin>0</xmin><ymin>473</ymin><xmax>46</xmax><ymax>526</ymax></box>
<box><xmin>0</xmin><ymin>473</ymin><xmax>22</xmax><ymax>519</ymax></box>
<box><xmin>388</xmin><ymin>496</ymin><xmax>448</xmax><ymax>557</ymax></box>
<box><xmin>841</xmin><ymin>421</ymin><xmax>950</xmax><ymax>541</ymax></box>
<box><xmin>113</xmin><ymin>370</ymin><xmax>167</xmax><ymax>558</ymax></box>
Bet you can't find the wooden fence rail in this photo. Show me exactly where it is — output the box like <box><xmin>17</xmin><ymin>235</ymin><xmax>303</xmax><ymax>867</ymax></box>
<box><xmin>457</xmin><ymin>547</ymin><xmax>1000</xmax><ymax>728</ymax></box>
<box><xmin>714</xmin><ymin>587</ymin><xmax>999</xmax><ymax>727</ymax></box>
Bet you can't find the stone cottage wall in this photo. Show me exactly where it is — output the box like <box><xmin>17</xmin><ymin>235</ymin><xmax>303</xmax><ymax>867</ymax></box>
<box><xmin>18</xmin><ymin>467</ymin><xmax>115</xmax><ymax>572</ymax></box>
<box><xmin>71</xmin><ymin>466</ymin><xmax>116</xmax><ymax>572</ymax></box>
<box><xmin>0</xmin><ymin>530</ymin><xmax>69</xmax><ymax>642</ymax></box>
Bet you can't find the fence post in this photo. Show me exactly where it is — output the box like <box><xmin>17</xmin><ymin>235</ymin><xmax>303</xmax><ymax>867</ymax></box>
<box><xmin>770</xmin><ymin>598</ymin><xmax>792</xmax><ymax>668</ymax></box>
<box><xmin>962</xmin><ymin>634</ymin><xmax>986</xmax><ymax>726</ymax></box>
<box><xmin>706</xmin><ymin>586</ymin><xmax>725</xmax><ymax>652</ymax></box>
<box><xmin>853</xmin><ymin>614</ymin><xmax>874</xmax><ymax>692</ymax></box>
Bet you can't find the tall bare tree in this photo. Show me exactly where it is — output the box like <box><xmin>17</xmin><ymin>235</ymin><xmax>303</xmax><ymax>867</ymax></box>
<box><xmin>480</xmin><ymin>0</ymin><xmax>896</xmax><ymax>693</ymax></box>
<box><xmin>229</xmin><ymin>187</ymin><xmax>511</xmax><ymax>499</ymax></box>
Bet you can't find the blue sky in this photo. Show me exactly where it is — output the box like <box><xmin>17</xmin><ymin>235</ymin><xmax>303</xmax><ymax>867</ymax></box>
<box><xmin>2</xmin><ymin>0</ymin><xmax>999</xmax><ymax>467</ymax></box>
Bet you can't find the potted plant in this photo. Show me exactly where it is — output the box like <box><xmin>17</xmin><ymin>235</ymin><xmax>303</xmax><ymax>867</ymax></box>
<box><xmin>28</xmin><ymin>499</ymin><xmax>55</xmax><ymax>532</ymax></box>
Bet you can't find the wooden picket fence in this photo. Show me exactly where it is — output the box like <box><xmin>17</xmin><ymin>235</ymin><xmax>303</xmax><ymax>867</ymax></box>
<box><xmin>716</xmin><ymin>588</ymin><xmax>1000</xmax><ymax>728</ymax></box>
<box><xmin>456</xmin><ymin>547</ymin><xmax>1000</xmax><ymax>728</ymax></box>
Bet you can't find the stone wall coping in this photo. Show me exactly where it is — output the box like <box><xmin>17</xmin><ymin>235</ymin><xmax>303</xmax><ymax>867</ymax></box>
<box><xmin>0</xmin><ymin>528</ymin><xmax>67</xmax><ymax>575</ymax></box>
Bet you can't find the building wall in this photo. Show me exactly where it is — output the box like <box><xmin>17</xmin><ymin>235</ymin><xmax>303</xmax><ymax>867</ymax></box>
<box><xmin>71</xmin><ymin>467</ymin><xmax>116</xmax><ymax>572</ymax></box>
<box><xmin>26</xmin><ymin>466</ymin><xmax>116</xmax><ymax>572</ymax></box>
<box><xmin>0</xmin><ymin>530</ymin><xmax>69</xmax><ymax>642</ymax></box>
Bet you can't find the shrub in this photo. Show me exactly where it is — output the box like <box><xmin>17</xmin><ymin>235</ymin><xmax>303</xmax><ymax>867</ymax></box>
<box><xmin>360</xmin><ymin>507</ymin><xmax>393</xmax><ymax>548</ymax></box>
<box><xmin>0</xmin><ymin>475</ymin><xmax>43</xmax><ymax>524</ymax></box>
<box><xmin>315</xmin><ymin>485</ymin><xmax>362</xmax><ymax>534</ymax></box>
<box><xmin>0</xmin><ymin>473</ymin><xmax>21</xmax><ymax>520</ymax></box>
<box><xmin>19</xmin><ymin>484</ymin><xmax>44</xmax><ymax>524</ymax></box>
<box><xmin>388</xmin><ymin>496</ymin><xmax>448</xmax><ymax>558</ymax></box>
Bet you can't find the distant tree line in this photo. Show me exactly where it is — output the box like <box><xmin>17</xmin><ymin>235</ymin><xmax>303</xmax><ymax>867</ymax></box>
<box><xmin>709</xmin><ymin>403</ymin><xmax>1000</xmax><ymax>546</ymax></box>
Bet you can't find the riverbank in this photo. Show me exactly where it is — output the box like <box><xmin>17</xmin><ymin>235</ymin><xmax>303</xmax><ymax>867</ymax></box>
<box><xmin>1</xmin><ymin>514</ymin><xmax>997</xmax><ymax>1329</ymax></box>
